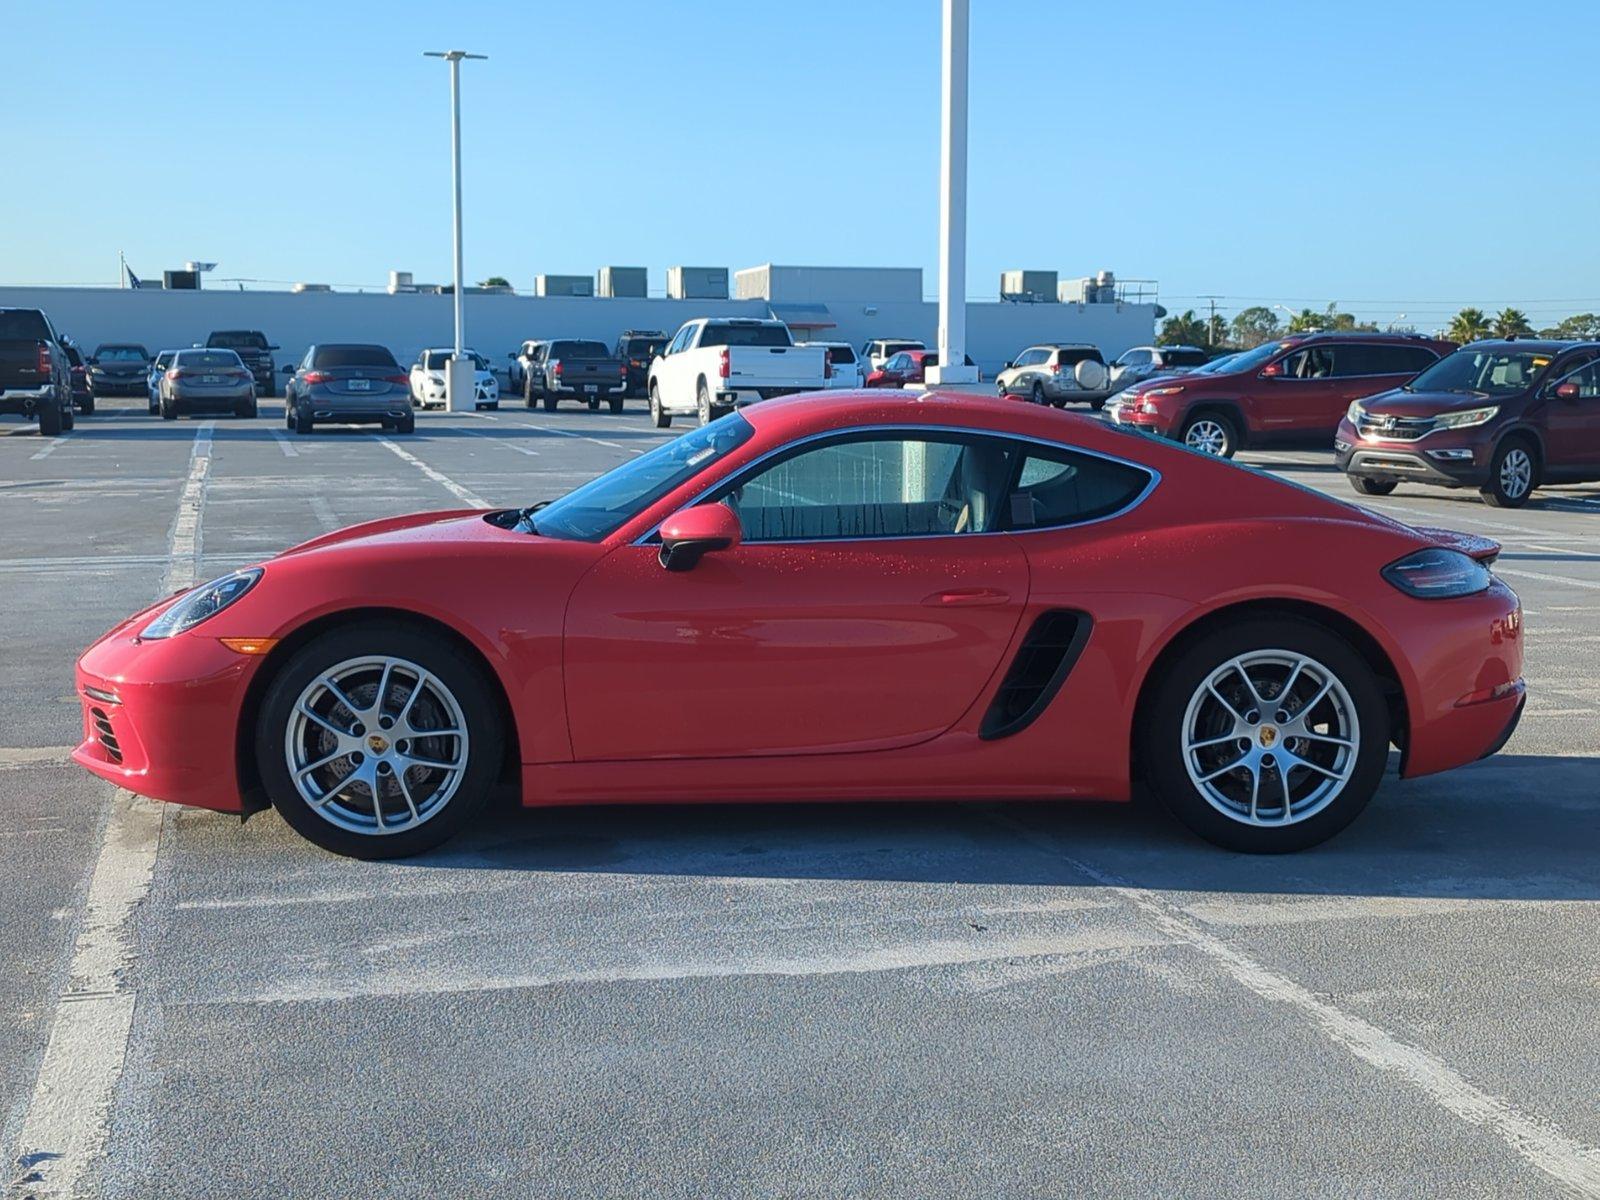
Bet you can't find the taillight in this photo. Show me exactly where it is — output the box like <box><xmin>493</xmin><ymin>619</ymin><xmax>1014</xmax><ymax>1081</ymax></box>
<box><xmin>36</xmin><ymin>344</ymin><xmax>51</xmax><ymax>374</ymax></box>
<box><xmin>718</xmin><ymin>347</ymin><xmax>730</xmax><ymax>379</ymax></box>
<box><xmin>165</xmin><ymin>368</ymin><xmax>181</xmax><ymax>380</ymax></box>
<box><xmin>303</xmin><ymin>370</ymin><xmax>332</xmax><ymax>384</ymax></box>
<box><xmin>619</xmin><ymin>363</ymin><xmax>627</xmax><ymax>377</ymax></box>
<box><xmin>383</xmin><ymin>374</ymin><xmax>409</xmax><ymax>385</ymax></box>
<box><xmin>551</xmin><ymin>360</ymin><xmax>563</xmax><ymax>378</ymax></box>
<box><xmin>1051</xmin><ymin>361</ymin><xmax>1065</xmax><ymax>374</ymax></box>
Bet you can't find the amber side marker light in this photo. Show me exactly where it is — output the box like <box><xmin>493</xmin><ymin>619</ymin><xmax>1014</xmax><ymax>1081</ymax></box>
<box><xmin>219</xmin><ymin>638</ymin><xmax>279</xmax><ymax>655</ymax></box>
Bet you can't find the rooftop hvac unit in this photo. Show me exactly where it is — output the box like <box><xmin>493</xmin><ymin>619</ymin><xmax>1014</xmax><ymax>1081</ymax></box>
<box><xmin>388</xmin><ymin>270</ymin><xmax>415</xmax><ymax>294</ymax></box>
<box><xmin>291</xmin><ymin>283</ymin><xmax>332</xmax><ymax>293</ymax></box>
<box><xmin>598</xmin><ymin>266</ymin><xmax>647</xmax><ymax>298</ymax></box>
<box><xmin>1061</xmin><ymin>272</ymin><xmax>1118</xmax><ymax>304</ymax></box>
<box><xmin>1000</xmin><ymin>269</ymin><xmax>1058</xmax><ymax>303</ymax></box>
<box><xmin>535</xmin><ymin>274</ymin><xmax>594</xmax><ymax>298</ymax></box>
<box><xmin>163</xmin><ymin>269</ymin><xmax>199</xmax><ymax>290</ymax></box>
<box><xmin>667</xmin><ymin>266</ymin><xmax>728</xmax><ymax>300</ymax></box>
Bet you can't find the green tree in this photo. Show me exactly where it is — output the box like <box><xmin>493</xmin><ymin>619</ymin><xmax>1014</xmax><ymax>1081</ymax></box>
<box><xmin>1447</xmin><ymin>307</ymin><xmax>1492</xmax><ymax>344</ymax></box>
<box><xmin>1546</xmin><ymin>313</ymin><xmax>1600</xmax><ymax>339</ymax></box>
<box><xmin>1286</xmin><ymin>307</ymin><xmax>1330</xmax><ymax>334</ymax></box>
<box><xmin>478</xmin><ymin>275</ymin><xmax>512</xmax><ymax>289</ymax></box>
<box><xmin>1492</xmin><ymin>307</ymin><xmax>1533</xmax><ymax>339</ymax></box>
<box><xmin>1157</xmin><ymin>310</ymin><xmax>1209</xmax><ymax>346</ymax></box>
<box><xmin>1230</xmin><ymin>306</ymin><xmax>1282</xmax><ymax>348</ymax></box>
<box><xmin>1286</xmin><ymin>303</ymin><xmax>1376</xmax><ymax>335</ymax></box>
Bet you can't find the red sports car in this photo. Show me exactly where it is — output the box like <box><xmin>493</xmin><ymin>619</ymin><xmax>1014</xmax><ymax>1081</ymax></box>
<box><xmin>72</xmin><ymin>391</ymin><xmax>1524</xmax><ymax>858</ymax></box>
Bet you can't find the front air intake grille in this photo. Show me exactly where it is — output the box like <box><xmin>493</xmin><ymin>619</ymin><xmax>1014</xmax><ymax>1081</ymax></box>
<box><xmin>89</xmin><ymin>706</ymin><xmax>122</xmax><ymax>763</ymax></box>
<box><xmin>980</xmin><ymin>610</ymin><xmax>1093</xmax><ymax>740</ymax></box>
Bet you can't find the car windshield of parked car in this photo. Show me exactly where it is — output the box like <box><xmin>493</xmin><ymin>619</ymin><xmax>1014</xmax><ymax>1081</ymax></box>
<box><xmin>209</xmin><ymin>331</ymin><xmax>268</xmax><ymax>350</ymax></box>
<box><xmin>178</xmin><ymin>351</ymin><xmax>243</xmax><ymax>368</ymax></box>
<box><xmin>96</xmin><ymin>346</ymin><xmax>148</xmax><ymax>362</ymax></box>
<box><xmin>1405</xmin><ymin>348</ymin><xmax>1554</xmax><ymax>396</ymax></box>
<box><xmin>1190</xmin><ymin>353</ymin><xmax>1240</xmax><ymax>375</ymax></box>
<box><xmin>313</xmin><ymin>345</ymin><xmax>399</xmax><ymax>369</ymax></box>
<box><xmin>550</xmin><ymin>340</ymin><xmax>609</xmax><ymax>359</ymax></box>
<box><xmin>624</xmin><ymin>338</ymin><xmax>666</xmax><ymax>359</ymax></box>
<box><xmin>699</xmin><ymin>324</ymin><xmax>791</xmax><ymax>348</ymax></box>
<box><xmin>531</xmin><ymin>414</ymin><xmax>755</xmax><ymax>542</ymax></box>
<box><xmin>1209</xmin><ymin>341</ymin><xmax>1288</xmax><ymax>374</ymax></box>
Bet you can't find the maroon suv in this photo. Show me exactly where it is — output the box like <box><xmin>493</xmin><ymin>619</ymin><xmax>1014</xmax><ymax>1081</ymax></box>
<box><xmin>1336</xmin><ymin>339</ymin><xmax>1600</xmax><ymax>507</ymax></box>
<box><xmin>1107</xmin><ymin>332</ymin><xmax>1454</xmax><ymax>457</ymax></box>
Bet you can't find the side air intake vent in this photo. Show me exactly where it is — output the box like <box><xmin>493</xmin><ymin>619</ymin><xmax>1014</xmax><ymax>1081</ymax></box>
<box><xmin>980</xmin><ymin>610</ymin><xmax>1093</xmax><ymax>740</ymax></box>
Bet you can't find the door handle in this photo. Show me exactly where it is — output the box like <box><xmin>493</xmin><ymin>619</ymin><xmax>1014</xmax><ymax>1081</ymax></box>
<box><xmin>923</xmin><ymin>587</ymin><xmax>1011</xmax><ymax>607</ymax></box>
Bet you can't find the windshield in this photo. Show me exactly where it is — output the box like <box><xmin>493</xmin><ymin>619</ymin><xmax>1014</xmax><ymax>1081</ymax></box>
<box><xmin>208</xmin><ymin>331</ymin><xmax>269</xmax><ymax>350</ymax></box>
<box><xmin>700</xmin><ymin>324</ymin><xmax>791</xmax><ymax>348</ymax></box>
<box><xmin>1211</xmin><ymin>341</ymin><xmax>1290</xmax><ymax>375</ymax></box>
<box><xmin>422</xmin><ymin>350</ymin><xmax>488</xmax><ymax>370</ymax></box>
<box><xmin>550</xmin><ymin>340</ymin><xmax>609</xmax><ymax>359</ymax></box>
<box><xmin>96</xmin><ymin>345</ymin><xmax>149</xmax><ymax>362</ymax></box>
<box><xmin>623</xmin><ymin>338</ymin><xmax>666</xmax><ymax>359</ymax></box>
<box><xmin>532</xmin><ymin>415</ymin><xmax>755</xmax><ymax>541</ymax></box>
<box><xmin>1191</xmin><ymin>353</ymin><xmax>1241</xmax><ymax>375</ymax></box>
<box><xmin>313</xmin><ymin>344</ymin><xmax>399</xmax><ymax>369</ymax></box>
<box><xmin>1406</xmin><ymin>347</ymin><xmax>1553</xmax><ymax>396</ymax></box>
<box><xmin>177</xmin><ymin>350</ymin><xmax>243</xmax><ymax>369</ymax></box>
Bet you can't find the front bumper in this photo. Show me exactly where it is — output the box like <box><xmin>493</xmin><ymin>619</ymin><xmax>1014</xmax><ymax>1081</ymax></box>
<box><xmin>1334</xmin><ymin>418</ymin><xmax>1489</xmax><ymax>487</ymax></box>
<box><xmin>1104</xmin><ymin>399</ymin><xmax>1172</xmax><ymax>435</ymax></box>
<box><xmin>72</xmin><ymin>612</ymin><xmax>260</xmax><ymax>813</ymax></box>
<box><xmin>90</xmin><ymin>375</ymin><xmax>146</xmax><ymax>395</ymax></box>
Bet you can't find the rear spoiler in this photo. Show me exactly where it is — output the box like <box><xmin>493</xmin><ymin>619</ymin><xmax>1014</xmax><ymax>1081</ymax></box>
<box><xmin>1414</xmin><ymin>526</ymin><xmax>1500</xmax><ymax>566</ymax></box>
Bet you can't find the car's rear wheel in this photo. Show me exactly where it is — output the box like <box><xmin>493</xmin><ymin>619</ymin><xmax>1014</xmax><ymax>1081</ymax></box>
<box><xmin>1180</xmin><ymin>411</ymin><xmax>1237</xmax><ymax>458</ymax></box>
<box><xmin>293</xmin><ymin>406</ymin><xmax>313</xmax><ymax>434</ymax></box>
<box><xmin>542</xmin><ymin>394</ymin><xmax>557</xmax><ymax>412</ymax></box>
<box><xmin>79</xmin><ymin>394</ymin><xmax>95</xmax><ymax>415</ymax></box>
<box><xmin>1481</xmin><ymin>438</ymin><xmax>1537</xmax><ymax>508</ymax></box>
<box><xmin>697</xmin><ymin>379</ymin><xmax>713</xmax><ymax>426</ymax></box>
<box><xmin>256</xmin><ymin>624</ymin><xmax>503</xmax><ymax>859</ymax></box>
<box><xmin>160</xmin><ymin>397</ymin><xmax>176</xmax><ymax>421</ymax></box>
<box><xmin>39</xmin><ymin>399</ymin><xmax>62</xmax><ymax>436</ymax></box>
<box><xmin>609</xmin><ymin>395</ymin><xmax>624</xmax><ymax>414</ymax></box>
<box><xmin>649</xmin><ymin>382</ymin><xmax>671</xmax><ymax>428</ymax></box>
<box><xmin>1031</xmin><ymin>381</ymin><xmax>1046</xmax><ymax>405</ymax></box>
<box><xmin>1143</xmin><ymin>617</ymin><xmax>1388</xmax><ymax>852</ymax></box>
<box><xmin>1348</xmin><ymin>477</ymin><xmax>1397</xmax><ymax>497</ymax></box>
<box><xmin>395</xmin><ymin>413</ymin><xmax>415</xmax><ymax>434</ymax></box>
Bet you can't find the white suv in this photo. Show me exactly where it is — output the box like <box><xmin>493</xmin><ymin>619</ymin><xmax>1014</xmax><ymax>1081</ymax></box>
<box><xmin>1109</xmin><ymin>344</ymin><xmax>1210</xmax><ymax>391</ymax></box>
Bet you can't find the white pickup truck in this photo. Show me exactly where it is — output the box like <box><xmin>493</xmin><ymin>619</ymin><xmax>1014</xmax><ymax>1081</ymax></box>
<box><xmin>647</xmin><ymin>317</ymin><xmax>829</xmax><ymax>427</ymax></box>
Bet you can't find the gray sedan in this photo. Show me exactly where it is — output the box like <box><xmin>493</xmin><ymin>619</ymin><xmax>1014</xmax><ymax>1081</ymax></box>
<box><xmin>158</xmin><ymin>349</ymin><xmax>258</xmax><ymax>420</ymax></box>
<box><xmin>283</xmin><ymin>344</ymin><xmax>414</xmax><ymax>435</ymax></box>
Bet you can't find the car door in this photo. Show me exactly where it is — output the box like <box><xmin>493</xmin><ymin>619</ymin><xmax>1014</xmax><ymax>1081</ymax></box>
<box><xmin>562</xmin><ymin>430</ymin><xmax>1032</xmax><ymax>761</ymax></box>
<box><xmin>1542</xmin><ymin>355</ymin><xmax>1600</xmax><ymax>475</ymax></box>
<box><xmin>1256</xmin><ymin>344</ymin><xmax>1340</xmax><ymax>435</ymax></box>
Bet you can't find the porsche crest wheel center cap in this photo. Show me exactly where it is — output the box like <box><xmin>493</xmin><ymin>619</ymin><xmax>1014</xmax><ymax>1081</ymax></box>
<box><xmin>1257</xmin><ymin>725</ymin><xmax>1279</xmax><ymax>749</ymax></box>
<box><xmin>367</xmin><ymin>733</ymin><xmax>390</xmax><ymax>755</ymax></box>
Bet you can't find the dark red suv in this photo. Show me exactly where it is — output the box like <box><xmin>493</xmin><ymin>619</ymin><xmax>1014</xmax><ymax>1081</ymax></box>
<box><xmin>1336</xmin><ymin>339</ymin><xmax>1600</xmax><ymax>507</ymax></box>
<box><xmin>1107</xmin><ymin>332</ymin><xmax>1454</xmax><ymax>457</ymax></box>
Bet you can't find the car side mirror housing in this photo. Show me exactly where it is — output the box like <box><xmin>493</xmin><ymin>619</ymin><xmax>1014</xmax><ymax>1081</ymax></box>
<box><xmin>1555</xmin><ymin>380</ymin><xmax>1581</xmax><ymax>400</ymax></box>
<box><xmin>1003</xmin><ymin>361</ymin><xmax>1013</xmax><ymax>370</ymax></box>
<box><xmin>658</xmin><ymin>504</ymin><xmax>741</xmax><ymax>572</ymax></box>
<box><xmin>281</xmin><ymin>364</ymin><xmax>295</xmax><ymax>374</ymax></box>
<box><xmin>1259</xmin><ymin>361</ymin><xmax>1284</xmax><ymax>378</ymax></box>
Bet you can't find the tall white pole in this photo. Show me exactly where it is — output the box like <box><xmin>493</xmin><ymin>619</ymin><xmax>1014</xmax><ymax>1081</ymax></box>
<box><xmin>928</xmin><ymin>0</ymin><xmax>977</xmax><ymax>386</ymax></box>
<box><xmin>449</xmin><ymin>54</ymin><xmax>464</xmax><ymax>361</ymax></box>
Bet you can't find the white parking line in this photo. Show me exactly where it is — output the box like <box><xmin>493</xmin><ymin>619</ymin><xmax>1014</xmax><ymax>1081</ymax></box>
<box><xmin>1498</xmin><ymin>566</ymin><xmax>1600</xmax><ymax>593</ymax></box>
<box><xmin>270</xmin><ymin>428</ymin><xmax>299</xmax><ymax>458</ymax></box>
<box><xmin>12</xmin><ymin>421</ymin><xmax>214</xmax><ymax>1198</ymax></box>
<box><xmin>29</xmin><ymin>437</ymin><xmax>67</xmax><ymax>461</ymax></box>
<box><xmin>460</xmin><ymin>426</ymin><xmax>540</xmax><ymax>456</ymax></box>
<box><xmin>378</xmin><ymin>437</ymin><xmax>491</xmax><ymax>509</ymax></box>
<box><xmin>986</xmin><ymin>813</ymin><xmax>1600</xmax><ymax>1198</ymax></box>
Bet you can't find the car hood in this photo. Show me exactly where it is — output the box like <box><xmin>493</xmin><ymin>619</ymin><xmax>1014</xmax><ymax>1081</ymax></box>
<box><xmin>277</xmin><ymin>508</ymin><xmax>501</xmax><ymax>559</ymax></box>
<box><xmin>1356</xmin><ymin>388</ymin><xmax>1504</xmax><ymax>417</ymax></box>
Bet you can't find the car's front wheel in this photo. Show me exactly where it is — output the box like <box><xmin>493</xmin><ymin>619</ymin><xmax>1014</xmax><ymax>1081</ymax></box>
<box><xmin>256</xmin><ymin>623</ymin><xmax>504</xmax><ymax>858</ymax></box>
<box><xmin>649</xmin><ymin>382</ymin><xmax>671</xmax><ymax>428</ymax></box>
<box><xmin>1481</xmin><ymin>438</ymin><xmax>1538</xmax><ymax>508</ymax></box>
<box><xmin>1348</xmin><ymin>477</ymin><xmax>1397</xmax><ymax>497</ymax></box>
<box><xmin>1143</xmin><ymin>617</ymin><xmax>1389</xmax><ymax>852</ymax></box>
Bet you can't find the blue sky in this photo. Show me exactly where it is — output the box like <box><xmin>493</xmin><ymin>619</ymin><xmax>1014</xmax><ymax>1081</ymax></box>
<box><xmin>9</xmin><ymin>0</ymin><xmax>1600</xmax><ymax>328</ymax></box>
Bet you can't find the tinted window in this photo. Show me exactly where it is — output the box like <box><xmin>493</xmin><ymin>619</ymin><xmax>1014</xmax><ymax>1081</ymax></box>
<box><xmin>533</xmin><ymin>415</ymin><xmax>755</xmax><ymax>542</ymax></box>
<box><xmin>1333</xmin><ymin>343</ymin><xmax>1437</xmax><ymax>377</ymax></box>
<box><xmin>1006</xmin><ymin>446</ymin><xmax>1152</xmax><ymax>529</ymax></box>
<box><xmin>1279</xmin><ymin>346</ymin><xmax>1336</xmax><ymax>379</ymax></box>
<box><xmin>208</xmin><ymin>331</ymin><xmax>269</xmax><ymax>350</ymax></box>
<box><xmin>549</xmin><ymin>340</ymin><xmax>609</xmax><ymax>359</ymax></box>
<box><xmin>176</xmin><ymin>350</ymin><xmax>244</xmax><ymax>368</ymax></box>
<box><xmin>883</xmin><ymin>341</ymin><xmax>922</xmax><ymax>356</ymax></box>
<box><xmin>1054</xmin><ymin>347</ymin><xmax>1104</xmax><ymax>366</ymax></box>
<box><xmin>312</xmin><ymin>344</ymin><xmax>399</xmax><ymax>369</ymax></box>
<box><xmin>1162</xmin><ymin>348</ymin><xmax>1209</xmax><ymax>367</ymax></box>
<box><xmin>715</xmin><ymin>434</ymin><xmax>1019</xmax><ymax>541</ymax></box>
<box><xmin>623</xmin><ymin>337</ymin><xmax>667</xmax><ymax>359</ymax></box>
<box><xmin>0</xmin><ymin>310</ymin><xmax>51</xmax><ymax>341</ymax></box>
<box><xmin>698</xmin><ymin>323</ymin><xmax>792</xmax><ymax>348</ymax></box>
<box><xmin>824</xmin><ymin>345</ymin><xmax>856</xmax><ymax>365</ymax></box>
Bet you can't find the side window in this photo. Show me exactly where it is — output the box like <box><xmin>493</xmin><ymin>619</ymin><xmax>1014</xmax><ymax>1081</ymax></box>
<box><xmin>1121</xmin><ymin>349</ymin><xmax>1151</xmax><ymax>367</ymax></box>
<box><xmin>714</xmin><ymin>435</ymin><xmax>1019</xmax><ymax>541</ymax></box>
<box><xmin>1017</xmin><ymin>349</ymin><xmax>1045</xmax><ymax>368</ymax></box>
<box><xmin>1005</xmin><ymin>445</ymin><xmax>1154</xmax><ymax>530</ymax></box>
<box><xmin>1280</xmin><ymin>346</ymin><xmax>1336</xmax><ymax>379</ymax></box>
<box><xmin>884</xmin><ymin>353</ymin><xmax>910</xmax><ymax>372</ymax></box>
<box><xmin>1553</xmin><ymin>357</ymin><xmax>1600</xmax><ymax>397</ymax></box>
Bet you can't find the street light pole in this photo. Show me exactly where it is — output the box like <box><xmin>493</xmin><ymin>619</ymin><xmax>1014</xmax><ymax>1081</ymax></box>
<box><xmin>424</xmin><ymin>49</ymin><xmax>486</xmax><ymax>413</ymax></box>
<box><xmin>926</xmin><ymin>0</ymin><xmax>977</xmax><ymax>386</ymax></box>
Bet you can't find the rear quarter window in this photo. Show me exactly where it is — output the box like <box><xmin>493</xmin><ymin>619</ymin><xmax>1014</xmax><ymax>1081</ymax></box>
<box><xmin>1006</xmin><ymin>445</ymin><xmax>1153</xmax><ymax>529</ymax></box>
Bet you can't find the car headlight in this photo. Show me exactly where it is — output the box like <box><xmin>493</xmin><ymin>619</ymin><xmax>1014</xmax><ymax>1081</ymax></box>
<box><xmin>1381</xmin><ymin>549</ymin><xmax>1491</xmax><ymax>598</ymax></box>
<box><xmin>1434</xmin><ymin>405</ymin><xmax>1499</xmax><ymax>430</ymax></box>
<box><xmin>140</xmin><ymin>568</ymin><xmax>263</xmax><ymax>638</ymax></box>
<box><xmin>1144</xmin><ymin>386</ymin><xmax>1183</xmax><ymax>397</ymax></box>
<box><xmin>1347</xmin><ymin>400</ymin><xmax>1365</xmax><ymax>423</ymax></box>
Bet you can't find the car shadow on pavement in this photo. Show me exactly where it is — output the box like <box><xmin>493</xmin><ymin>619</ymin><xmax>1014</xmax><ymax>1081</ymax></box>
<box><xmin>383</xmin><ymin>753</ymin><xmax>1600</xmax><ymax>903</ymax></box>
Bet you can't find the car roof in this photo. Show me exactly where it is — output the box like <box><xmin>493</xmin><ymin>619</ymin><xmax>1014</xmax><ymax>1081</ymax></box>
<box><xmin>740</xmin><ymin>389</ymin><xmax>1118</xmax><ymax>446</ymax></box>
<box><xmin>1458</xmin><ymin>338</ymin><xmax>1594</xmax><ymax>353</ymax></box>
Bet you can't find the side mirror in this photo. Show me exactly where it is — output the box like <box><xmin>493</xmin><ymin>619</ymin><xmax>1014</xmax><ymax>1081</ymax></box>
<box><xmin>268</xmin><ymin>344</ymin><xmax>280</xmax><ymax>351</ymax></box>
<box><xmin>1003</xmin><ymin>361</ymin><xmax>1013</xmax><ymax>370</ymax></box>
<box><xmin>1259</xmin><ymin>361</ymin><xmax>1284</xmax><ymax>378</ymax></box>
<box><xmin>281</xmin><ymin>364</ymin><xmax>295</xmax><ymax>375</ymax></box>
<box><xmin>659</xmin><ymin>504</ymin><xmax>741</xmax><ymax>572</ymax></box>
<box><xmin>1556</xmin><ymin>380</ymin><xmax>1581</xmax><ymax>400</ymax></box>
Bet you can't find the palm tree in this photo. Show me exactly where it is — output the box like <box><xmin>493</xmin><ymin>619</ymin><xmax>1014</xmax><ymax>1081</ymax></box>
<box><xmin>1492</xmin><ymin>307</ymin><xmax>1533</xmax><ymax>339</ymax></box>
<box><xmin>1447</xmin><ymin>307</ymin><xmax>1492</xmax><ymax>345</ymax></box>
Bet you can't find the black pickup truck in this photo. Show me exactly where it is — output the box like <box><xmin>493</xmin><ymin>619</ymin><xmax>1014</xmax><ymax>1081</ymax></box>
<box><xmin>523</xmin><ymin>338</ymin><xmax>628</xmax><ymax>412</ymax></box>
<box><xmin>0</xmin><ymin>308</ymin><xmax>75</xmax><ymax>435</ymax></box>
<box><xmin>205</xmin><ymin>329</ymin><xmax>278</xmax><ymax>396</ymax></box>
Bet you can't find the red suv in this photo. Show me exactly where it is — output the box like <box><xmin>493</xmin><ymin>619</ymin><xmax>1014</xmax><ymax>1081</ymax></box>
<box><xmin>865</xmin><ymin>349</ymin><xmax>976</xmax><ymax>388</ymax></box>
<box><xmin>1336</xmin><ymin>339</ymin><xmax>1600</xmax><ymax>507</ymax></box>
<box><xmin>1107</xmin><ymin>333</ymin><xmax>1454</xmax><ymax>457</ymax></box>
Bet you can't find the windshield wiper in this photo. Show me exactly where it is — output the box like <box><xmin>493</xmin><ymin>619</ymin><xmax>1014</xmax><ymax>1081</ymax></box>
<box><xmin>513</xmin><ymin>500</ymin><xmax>551</xmax><ymax>534</ymax></box>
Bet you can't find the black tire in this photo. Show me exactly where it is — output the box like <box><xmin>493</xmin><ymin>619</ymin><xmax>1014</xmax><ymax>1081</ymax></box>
<box><xmin>697</xmin><ymin>379</ymin><xmax>713</xmax><ymax>426</ymax></box>
<box><xmin>608</xmin><ymin>395</ymin><xmax>624</xmax><ymax>414</ymax></box>
<box><xmin>1089</xmin><ymin>397</ymin><xmax>1106</xmax><ymax>412</ymax></box>
<box><xmin>254</xmin><ymin>622</ymin><xmax>504</xmax><ymax>859</ymax></box>
<box><xmin>160</xmin><ymin>397</ymin><xmax>177</xmax><ymax>421</ymax></box>
<box><xmin>587</xmin><ymin>396</ymin><xmax>600</xmax><ymax>411</ymax></box>
<box><xmin>1179</xmin><ymin>410</ymin><xmax>1239</xmax><ymax>458</ymax></box>
<box><xmin>149</xmin><ymin>396</ymin><xmax>159</xmax><ymax>415</ymax></box>
<box><xmin>1143</xmin><ymin>616</ymin><xmax>1389</xmax><ymax>853</ymax></box>
<box><xmin>542</xmin><ymin>395</ymin><xmax>557</xmax><ymax>413</ymax></box>
<box><xmin>524</xmin><ymin>377</ymin><xmax>535</xmax><ymax>409</ymax></box>
<box><xmin>1030</xmin><ymin>382</ymin><xmax>1046</xmax><ymax>406</ymax></box>
<box><xmin>79</xmin><ymin>394</ymin><xmax>95</xmax><ymax>415</ymax></box>
<box><xmin>1348</xmin><ymin>477</ymin><xmax>1397</xmax><ymax>497</ymax></box>
<box><xmin>1480</xmin><ymin>437</ymin><xmax>1538</xmax><ymax>508</ymax></box>
<box><xmin>487</xmin><ymin>401</ymin><xmax>498</xmax><ymax>411</ymax></box>
<box><xmin>39</xmin><ymin>401</ymin><xmax>62</xmax><ymax>436</ymax></box>
<box><xmin>395</xmin><ymin>414</ymin><xmax>415</xmax><ymax>434</ymax></box>
<box><xmin>293</xmin><ymin>407</ymin><xmax>313</xmax><ymax>435</ymax></box>
<box><xmin>62</xmin><ymin>404</ymin><xmax>74</xmax><ymax>432</ymax></box>
<box><xmin>649</xmin><ymin>382</ymin><xmax>671</xmax><ymax>429</ymax></box>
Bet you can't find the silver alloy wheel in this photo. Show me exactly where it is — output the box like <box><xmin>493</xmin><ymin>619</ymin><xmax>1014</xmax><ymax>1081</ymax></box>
<box><xmin>1499</xmin><ymin>447</ymin><xmax>1533</xmax><ymax>499</ymax></box>
<box><xmin>284</xmin><ymin>655</ymin><xmax>469</xmax><ymax>836</ymax></box>
<box><xmin>1180</xmin><ymin>650</ymin><xmax>1359</xmax><ymax>827</ymax></box>
<box><xmin>1184</xmin><ymin>418</ymin><xmax>1229</xmax><ymax>456</ymax></box>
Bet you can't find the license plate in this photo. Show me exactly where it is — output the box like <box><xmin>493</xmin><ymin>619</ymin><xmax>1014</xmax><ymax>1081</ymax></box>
<box><xmin>348</xmin><ymin>379</ymin><xmax>371</xmax><ymax>391</ymax></box>
<box><xmin>201</xmin><ymin>375</ymin><xmax>220</xmax><ymax>384</ymax></box>
<box><xmin>583</xmin><ymin>384</ymin><xmax>597</xmax><ymax>394</ymax></box>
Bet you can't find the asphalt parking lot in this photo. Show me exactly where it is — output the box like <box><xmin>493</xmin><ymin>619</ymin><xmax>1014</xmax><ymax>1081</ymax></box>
<box><xmin>2</xmin><ymin>400</ymin><xmax>1598</xmax><ymax>1199</ymax></box>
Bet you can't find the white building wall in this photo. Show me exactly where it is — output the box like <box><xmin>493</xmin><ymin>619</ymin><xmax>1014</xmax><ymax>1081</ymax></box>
<box><xmin>0</xmin><ymin>286</ymin><xmax>1156</xmax><ymax>381</ymax></box>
